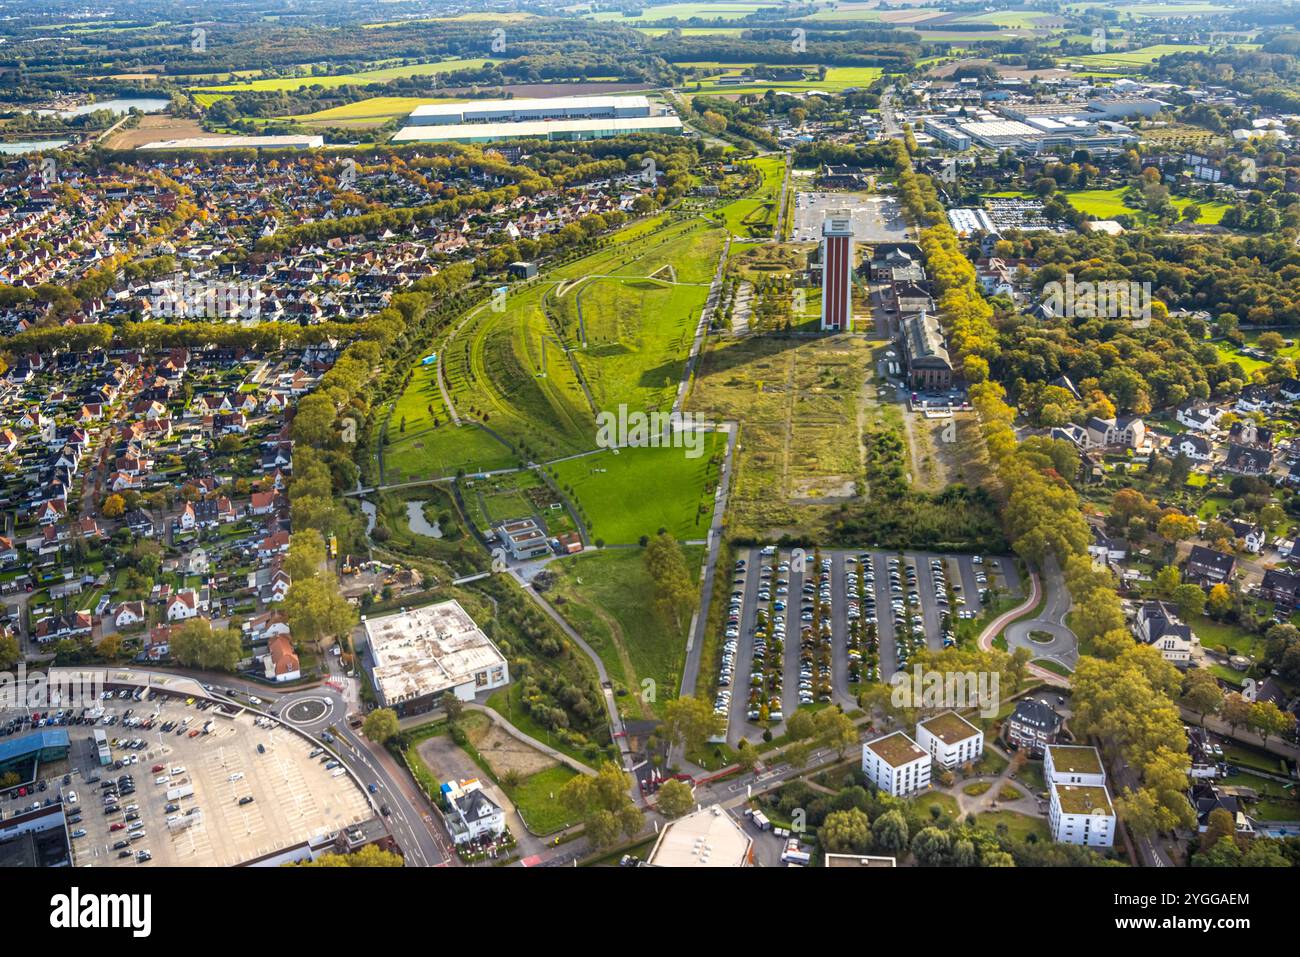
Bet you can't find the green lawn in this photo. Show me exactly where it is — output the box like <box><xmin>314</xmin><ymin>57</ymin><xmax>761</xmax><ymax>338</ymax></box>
<box><xmin>547</xmin><ymin>546</ymin><xmax>704</xmax><ymax>712</ymax></box>
<box><xmin>1188</xmin><ymin>613</ymin><xmax>1262</xmax><ymax>658</ymax></box>
<box><xmin>502</xmin><ymin>765</ymin><xmax>580</xmax><ymax>835</ymax></box>
<box><xmin>549</xmin><ymin>438</ymin><xmax>723</xmax><ymax>544</ymax></box>
<box><xmin>976</xmin><ymin>810</ymin><xmax>1051</xmax><ymax>842</ymax></box>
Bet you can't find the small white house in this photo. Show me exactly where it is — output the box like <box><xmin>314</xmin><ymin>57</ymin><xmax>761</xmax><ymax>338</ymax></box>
<box><xmin>1044</xmin><ymin>744</ymin><xmax>1107</xmax><ymax>787</ymax></box>
<box><xmin>915</xmin><ymin>711</ymin><xmax>984</xmax><ymax>769</ymax></box>
<box><xmin>442</xmin><ymin>780</ymin><xmax>506</xmax><ymax>846</ymax></box>
<box><xmin>862</xmin><ymin>732</ymin><xmax>931</xmax><ymax>796</ymax></box>
<box><xmin>1049</xmin><ymin>783</ymin><xmax>1115</xmax><ymax>847</ymax></box>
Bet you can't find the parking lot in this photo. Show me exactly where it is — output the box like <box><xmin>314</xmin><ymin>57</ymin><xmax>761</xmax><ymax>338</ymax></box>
<box><xmin>3</xmin><ymin>689</ymin><xmax>372</xmax><ymax>867</ymax></box>
<box><xmin>715</xmin><ymin>548</ymin><xmax>1020</xmax><ymax>744</ymax></box>
<box><xmin>790</xmin><ymin>191</ymin><xmax>911</xmax><ymax>244</ymax></box>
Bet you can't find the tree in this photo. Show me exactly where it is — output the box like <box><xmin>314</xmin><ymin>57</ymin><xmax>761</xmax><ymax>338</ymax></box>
<box><xmin>101</xmin><ymin>494</ymin><xmax>125</xmax><ymax>519</ymax></box>
<box><xmin>1206</xmin><ymin>583</ymin><xmax>1234</xmax><ymax>619</ymax></box>
<box><xmin>1172</xmin><ymin>583</ymin><xmax>1207</xmax><ymax>620</ymax></box>
<box><xmin>911</xmin><ymin>826</ymin><xmax>951</xmax><ymax>866</ymax></box>
<box><xmin>295</xmin><ymin>844</ymin><xmax>404</xmax><ymax>867</ymax></box>
<box><xmin>820</xmin><ymin>808</ymin><xmax>871</xmax><ymax>854</ymax></box>
<box><xmin>1181</xmin><ymin>669</ymin><xmax>1223</xmax><ymax>725</ymax></box>
<box><xmin>659</xmin><ymin>695</ymin><xmax>724</xmax><ymax>755</ymax></box>
<box><xmin>169</xmin><ymin>618</ymin><xmax>242</xmax><ymax>672</ymax></box>
<box><xmin>0</xmin><ymin>633</ymin><xmax>18</xmax><ymax>670</ymax></box>
<box><xmin>643</xmin><ymin>533</ymin><xmax>697</xmax><ymax>634</ymax></box>
<box><xmin>1157</xmin><ymin>513</ymin><xmax>1198</xmax><ymax>543</ymax></box>
<box><xmin>284</xmin><ymin>575</ymin><xmax>356</xmax><ymax>644</ymax></box>
<box><xmin>1248</xmin><ymin>699</ymin><xmax>1295</xmax><ymax>744</ymax></box>
<box><xmin>284</xmin><ymin>529</ymin><xmax>327</xmax><ymax>581</ymax></box>
<box><xmin>1220</xmin><ymin>693</ymin><xmax>1252</xmax><ymax>735</ymax></box>
<box><xmin>655</xmin><ymin>778</ymin><xmax>694</xmax><ymax>819</ymax></box>
<box><xmin>559</xmin><ymin>762</ymin><xmax>642</xmax><ymax>849</ymax></box>
<box><xmin>871</xmin><ymin>808</ymin><xmax>909</xmax><ymax>854</ymax></box>
<box><xmin>362</xmin><ymin>708</ymin><xmax>400</xmax><ymax>745</ymax></box>
<box><xmin>1200</xmin><ymin>807</ymin><xmax>1235</xmax><ymax>851</ymax></box>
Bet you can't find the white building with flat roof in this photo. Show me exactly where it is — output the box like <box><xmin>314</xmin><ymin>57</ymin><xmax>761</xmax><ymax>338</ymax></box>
<box><xmin>138</xmin><ymin>135</ymin><xmax>324</xmax><ymax>151</ymax></box>
<box><xmin>362</xmin><ymin>600</ymin><xmax>509</xmax><ymax>715</ymax></box>
<box><xmin>1049</xmin><ymin>783</ymin><xmax>1115</xmax><ymax>847</ymax></box>
<box><xmin>407</xmin><ymin>95</ymin><xmax>653</xmax><ymax>125</ymax></box>
<box><xmin>915</xmin><ymin>711</ymin><xmax>984</xmax><ymax>769</ymax></box>
<box><xmin>1044</xmin><ymin>744</ymin><xmax>1107</xmax><ymax>787</ymax></box>
<box><xmin>647</xmin><ymin>805</ymin><xmax>752</xmax><ymax>867</ymax></box>
<box><xmin>392</xmin><ymin>115</ymin><xmax>681</xmax><ymax>144</ymax></box>
<box><xmin>862</xmin><ymin>732</ymin><xmax>931</xmax><ymax>796</ymax></box>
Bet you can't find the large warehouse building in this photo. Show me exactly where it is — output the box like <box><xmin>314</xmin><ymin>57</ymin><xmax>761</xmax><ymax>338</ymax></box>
<box><xmin>406</xmin><ymin>95</ymin><xmax>654</xmax><ymax>126</ymax></box>
<box><xmin>362</xmin><ymin>600</ymin><xmax>510</xmax><ymax>716</ymax></box>
<box><xmin>393</xmin><ymin>94</ymin><xmax>682</xmax><ymax>144</ymax></box>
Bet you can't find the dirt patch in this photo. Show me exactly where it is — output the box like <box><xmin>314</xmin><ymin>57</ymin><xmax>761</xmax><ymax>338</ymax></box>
<box><xmin>473</xmin><ymin>723</ymin><xmax>559</xmax><ymax>779</ymax></box>
<box><xmin>104</xmin><ymin>115</ymin><xmax>206</xmax><ymax>150</ymax></box>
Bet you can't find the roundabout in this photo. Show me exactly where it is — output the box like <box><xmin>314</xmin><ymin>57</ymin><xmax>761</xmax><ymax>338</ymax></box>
<box><xmin>281</xmin><ymin>695</ymin><xmax>335</xmax><ymax>728</ymax></box>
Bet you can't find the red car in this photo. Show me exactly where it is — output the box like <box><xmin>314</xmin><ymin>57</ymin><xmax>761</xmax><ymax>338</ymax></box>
<box><xmin>151</xmin><ymin>764</ymin><xmax>165</xmax><ymax>773</ymax></box>
<box><xmin>109</xmin><ymin>822</ymin><xmax>125</xmax><ymax>832</ymax></box>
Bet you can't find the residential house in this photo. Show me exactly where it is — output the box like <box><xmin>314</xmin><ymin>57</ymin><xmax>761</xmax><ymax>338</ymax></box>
<box><xmin>264</xmin><ymin>634</ymin><xmax>300</xmax><ymax>682</ymax></box>
<box><xmin>1184</xmin><ymin>545</ymin><xmax>1236</xmax><ymax>585</ymax></box>
<box><xmin>1225</xmin><ymin>519</ymin><xmax>1266</xmax><ymax>554</ymax></box>
<box><xmin>1261</xmin><ymin>568</ymin><xmax>1300</xmax><ymax>611</ymax></box>
<box><xmin>1176</xmin><ymin>403</ymin><xmax>1223</xmax><ymax>433</ymax></box>
<box><xmin>1002</xmin><ymin>697</ymin><xmax>1062</xmax><ymax>755</ymax></box>
<box><xmin>114</xmin><ymin>601</ymin><xmax>147</xmax><ymax>630</ymax></box>
<box><xmin>441</xmin><ymin>779</ymin><xmax>506</xmax><ymax>846</ymax></box>
<box><xmin>1175</xmin><ymin>432</ymin><xmax>1212</xmax><ymax>462</ymax></box>
<box><xmin>1133</xmin><ymin>601</ymin><xmax>1195</xmax><ymax>664</ymax></box>
<box><xmin>1221</xmin><ymin>443</ymin><xmax>1272</xmax><ymax>477</ymax></box>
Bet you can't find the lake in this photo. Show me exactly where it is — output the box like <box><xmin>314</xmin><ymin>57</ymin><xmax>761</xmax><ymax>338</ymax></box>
<box><xmin>406</xmin><ymin>501</ymin><xmax>443</xmax><ymax>539</ymax></box>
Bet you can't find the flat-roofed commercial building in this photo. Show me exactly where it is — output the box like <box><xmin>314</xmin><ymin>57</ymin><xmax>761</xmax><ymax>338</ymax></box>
<box><xmin>0</xmin><ymin>728</ymin><xmax>70</xmax><ymax>777</ymax></box>
<box><xmin>647</xmin><ymin>805</ymin><xmax>752</xmax><ymax>867</ymax></box>
<box><xmin>392</xmin><ymin>115</ymin><xmax>682</xmax><ymax>144</ymax></box>
<box><xmin>138</xmin><ymin>135</ymin><xmax>324</xmax><ymax>151</ymax></box>
<box><xmin>407</xmin><ymin>95</ymin><xmax>653</xmax><ymax>126</ymax></box>
<box><xmin>362</xmin><ymin>600</ymin><xmax>509</xmax><ymax>716</ymax></box>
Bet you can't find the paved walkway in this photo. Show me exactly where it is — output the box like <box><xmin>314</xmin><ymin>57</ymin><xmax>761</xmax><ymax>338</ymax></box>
<box><xmin>977</xmin><ymin>557</ymin><xmax>1075</xmax><ymax>686</ymax></box>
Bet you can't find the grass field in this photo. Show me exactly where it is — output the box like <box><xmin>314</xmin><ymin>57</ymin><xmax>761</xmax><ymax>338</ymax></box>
<box><xmin>687</xmin><ymin>333</ymin><xmax>875</xmax><ymax>538</ymax></box>
<box><xmin>380</xmin><ymin>361</ymin><xmax>521</xmax><ymax>484</ymax></box>
<box><xmin>549</xmin><ymin>438</ymin><xmax>723</xmax><ymax>544</ymax></box>
<box><xmin>502</xmin><ymin>765</ymin><xmax>580</xmax><ymax>835</ymax></box>
<box><xmin>193</xmin><ymin>58</ymin><xmax>500</xmax><ymax>93</ymax></box>
<box><xmin>991</xmin><ymin>187</ymin><xmax>1231</xmax><ymax>226</ymax></box>
<box><xmin>547</xmin><ymin>545</ymin><xmax>705</xmax><ymax>713</ymax></box>
<box><xmin>976</xmin><ymin>810</ymin><xmax>1052</xmax><ymax>842</ymax></box>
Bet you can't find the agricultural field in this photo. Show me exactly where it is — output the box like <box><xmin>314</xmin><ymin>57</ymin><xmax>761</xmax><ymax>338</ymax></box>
<box><xmin>548</xmin><ymin>437</ymin><xmax>724</xmax><ymax>545</ymax></box>
<box><xmin>286</xmin><ymin>96</ymin><xmax>466</xmax><ymax>125</ymax></box>
<box><xmin>545</xmin><ymin>545</ymin><xmax>706</xmax><ymax>714</ymax></box>
<box><xmin>681</xmin><ymin>65</ymin><xmax>884</xmax><ymax>96</ymax></box>
<box><xmin>590</xmin><ymin>2</ymin><xmax>783</xmax><ymax>22</ymax></box>
<box><xmin>1073</xmin><ymin>43</ymin><xmax>1212</xmax><ymax>68</ymax></box>
<box><xmin>192</xmin><ymin>58</ymin><xmax>501</xmax><ymax>93</ymax></box>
